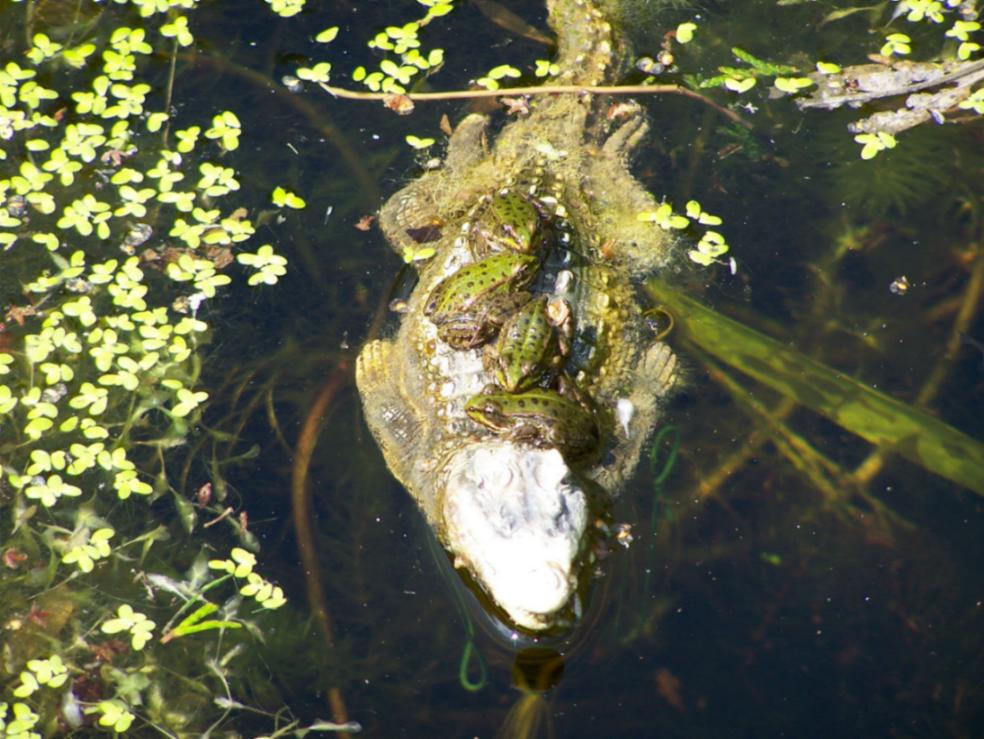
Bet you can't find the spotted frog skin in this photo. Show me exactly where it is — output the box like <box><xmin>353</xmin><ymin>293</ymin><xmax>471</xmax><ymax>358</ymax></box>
<box><xmin>465</xmin><ymin>387</ymin><xmax>600</xmax><ymax>463</ymax></box>
<box><xmin>472</xmin><ymin>191</ymin><xmax>543</xmax><ymax>256</ymax></box>
<box><xmin>490</xmin><ymin>295</ymin><xmax>563</xmax><ymax>392</ymax></box>
<box><xmin>424</xmin><ymin>251</ymin><xmax>538</xmax><ymax>349</ymax></box>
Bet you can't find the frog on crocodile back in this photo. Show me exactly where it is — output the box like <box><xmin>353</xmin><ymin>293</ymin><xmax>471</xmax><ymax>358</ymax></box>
<box><xmin>356</xmin><ymin>0</ymin><xmax>679</xmax><ymax>633</ymax></box>
<box><xmin>424</xmin><ymin>251</ymin><xmax>538</xmax><ymax>349</ymax></box>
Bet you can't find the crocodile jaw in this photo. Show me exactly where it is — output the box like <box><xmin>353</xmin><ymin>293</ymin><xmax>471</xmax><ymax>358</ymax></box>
<box><xmin>442</xmin><ymin>441</ymin><xmax>588</xmax><ymax>631</ymax></box>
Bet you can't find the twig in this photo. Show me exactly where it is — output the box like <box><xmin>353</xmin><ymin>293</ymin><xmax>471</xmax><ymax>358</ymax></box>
<box><xmin>203</xmin><ymin>506</ymin><xmax>234</xmax><ymax>528</ymax></box>
<box><xmin>317</xmin><ymin>81</ymin><xmax>753</xmax><ymax>129</ymax></box>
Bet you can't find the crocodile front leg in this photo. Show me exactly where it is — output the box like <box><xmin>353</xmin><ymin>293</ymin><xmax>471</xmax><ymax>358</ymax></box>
<box><xmin>356</xmin><ymin>339</ymin><xmax>423</xmax><ymax>491</ymax></box>
<box><xmin>378</xmin><ymin>114</ymin><xmax>491</xmax><ymax>255</ymax></box>
<box><xmin>590</xmin><ymin>341</ymin><xmax>678</xmax><ymax>492</ymax></box>
<box><xmin>587</xmin><ymin>110</ymin><xmax>675</xmax><ymax>275</ymax></box>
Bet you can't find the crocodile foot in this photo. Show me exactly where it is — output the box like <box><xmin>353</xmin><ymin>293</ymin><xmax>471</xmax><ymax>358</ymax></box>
<box><xmin>356</xmin><ymin>339</ymin><xmax>422</xmax><ymax>490</ymax></box>
<box><xmin>592</xmin><ymin>341</ymin><xmax>678</xmax><ymax>492</ymax></box>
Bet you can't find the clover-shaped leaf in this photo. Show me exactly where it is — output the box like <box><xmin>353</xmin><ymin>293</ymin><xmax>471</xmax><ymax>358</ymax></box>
<box><xmin>26</xmin><ymin>655</ymin><xmax>68</xmax><ymax>688</ymax></box>
<box><xmin>271</xmin><ymin>186</ymin><xmax>306</xmax><ymax>209</ymax></box>
<box><xmin>114</xmin><ymin>469</ymin><xmax>153</xmax><ymax>499</ymax></box>
<box><xmin>637</xmin><ymin>203</ymin><xmax>690</xmax><ymax>230</ymax></box>
<box><xmin>205</xmin><ymin>110</ymin><xmax>241</xmax><ymax>151</ymax></box>
<box><xmin>161</xmin><ymin>15</ymin><xmax>194</xmax><ymax>47</ymax></box>
<box><xmin>208</xmin><ymin>546</ymin><xmax>256</xmax><ymax>577</ymax></box>
<box><xmin>95</xmin><ymin>700</ymin><xmax>135</xmax><ymax>733</ymax></box>
<box><xmin>101</xmin><ymin>604</ymin><xmax>155</xmax><ymax>650</ymax></box>
<box><xmin>25</xmin><ymin>474</ymin><xmax>82</xmax><ymax>507</ymax></box>
<box><xmin>881</xmin><ymin>33</ymin><xmax>911</xmax><ymax>57</ymax></box>
<box><xmin>297</xmin><ymin>62</ymin><xmax>332</xmax><ymax>83</ymax></box>
<box><xmin>172</xmin><ymin>387</ymin><xmax>208</xmax><ymax>417</ymax></box>
<box><xmin>854</xmin><ymin>131</ymin><xmax>897</xmax><ymax>160</ymax></box>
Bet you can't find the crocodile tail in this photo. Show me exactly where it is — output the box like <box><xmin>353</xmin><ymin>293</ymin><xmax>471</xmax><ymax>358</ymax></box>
<box><xmin>547</xmin><ymin>0</ymin><xmax>626</xmax><ymax>87</ymax></box>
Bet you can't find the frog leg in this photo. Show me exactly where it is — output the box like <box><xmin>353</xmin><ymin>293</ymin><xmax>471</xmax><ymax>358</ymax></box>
<box><xmin>589</xmin><ymin>341</ymin><xmax>678</xmax><ymax>491</ymax></box>
<box><xmin>508</xmin><ymin>421</ymin><xmax>549</xmax><ymax>449</ymax></box>
<box><xmin>355</xmin><ymin>339</ymin><xmax>422</xmax><ymax>490</ymax></box>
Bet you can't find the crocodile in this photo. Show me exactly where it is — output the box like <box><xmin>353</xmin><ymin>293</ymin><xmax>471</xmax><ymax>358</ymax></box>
<box><xmin>356</xmin><ymin>0</ymin><xmax>678</xmax><ymax>633</ymax></box>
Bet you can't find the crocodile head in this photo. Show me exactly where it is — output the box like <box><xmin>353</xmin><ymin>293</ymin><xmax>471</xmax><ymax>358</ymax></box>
<box><xmin>441</xmin><ymin>440</ymin><xmax>587</xmax><ymax>632</ymax></box>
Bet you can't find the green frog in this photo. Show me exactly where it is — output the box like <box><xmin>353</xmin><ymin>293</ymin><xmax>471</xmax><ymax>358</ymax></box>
<box><xmin>465</xmin><ymin>387</ymin><xmax>600</xmax><ymax>463</ymax></box>
<box><xmin>425</xmin><ymin>251</ymin><xmax>538</xmax><ymax>349</ymax></box>
<box><xmin>469</xmin><ymin>189</ymin><xmax>544</xmax><ymax>258</ymax></box>
<box><xmin>489</xmin><ymin>295</ymin><xmax>571</xmax><ymax>392</ymax></box>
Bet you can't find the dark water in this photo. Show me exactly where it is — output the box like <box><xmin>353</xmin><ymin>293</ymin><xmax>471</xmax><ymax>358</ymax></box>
<box><xmin>6</xmin><ymin>0</ymin><xmax>983</xmax><ymax>736</ymax></box>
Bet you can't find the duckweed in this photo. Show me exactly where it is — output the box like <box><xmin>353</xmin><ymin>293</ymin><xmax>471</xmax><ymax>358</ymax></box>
<box><xmin>1</xmin><ymin>1</ymin><xmax>294</xmax><ymax>734</ymax></box>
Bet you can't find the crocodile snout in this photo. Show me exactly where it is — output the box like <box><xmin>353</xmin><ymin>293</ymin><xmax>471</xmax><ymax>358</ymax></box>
<box><xmin>442</xmin><ymin>441</ymin><xmax>587</xmax><ymax>631</ymax></box>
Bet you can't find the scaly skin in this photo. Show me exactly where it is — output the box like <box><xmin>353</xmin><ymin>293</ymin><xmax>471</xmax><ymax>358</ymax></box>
<box><xmin>357</xmin><ymin>0</ymin><xmax>678</xmax><ymax>632</ymax></box>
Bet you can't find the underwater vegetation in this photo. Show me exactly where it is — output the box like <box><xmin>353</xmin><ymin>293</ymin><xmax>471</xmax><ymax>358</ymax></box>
<box><xmin>0</xmin><ymin>0</ymin><xmax>331</xmax><ymax>736</ymax></box>
<box><xmin>0</xmin><ymin>0</ymin><xmax>981</xmax><ymax>737</ymax></box>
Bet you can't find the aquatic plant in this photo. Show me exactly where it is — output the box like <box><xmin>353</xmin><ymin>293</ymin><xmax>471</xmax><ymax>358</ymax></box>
<box><xmin>1</xmin><ymin>0</ymin><xmax>977</xmax><ymax>735</ymax></box>
<box><xmin>0</xmin><ymin>1</ymin><xmax>355</xmax><ymax>735</ymax></box>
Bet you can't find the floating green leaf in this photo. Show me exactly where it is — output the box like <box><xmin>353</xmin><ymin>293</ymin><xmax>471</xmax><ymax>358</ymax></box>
<box><xmin>271</xmin><ymin>185</ymin><xmax>306</xmax><ymax>208</ymax></box>
<box><xmin>405</xmin><ymin>134</ymin><xmax>435</xmax><ymax>149</ymax></box>
<box><xmin>316</xmin><ymin>26</ymin><xmax>340</xmax><ymax>43</ymax></box>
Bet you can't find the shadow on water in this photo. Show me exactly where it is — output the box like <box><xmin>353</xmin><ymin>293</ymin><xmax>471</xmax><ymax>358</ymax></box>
<box><xmin>3</xmin><ymin>0</ymin><xmax>982</xmax><ymax>736</ymax></box>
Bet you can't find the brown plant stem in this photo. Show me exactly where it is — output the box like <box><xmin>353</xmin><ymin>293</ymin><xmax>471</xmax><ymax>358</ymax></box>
<box><xmin>161</xmin><ymin>37</ymin><xmax>178</xmax><ymax>148</ymax></box>
<box><xmin>290</xmin><ymin>357</ymin><xmax>353</xmax><ymax>734</ymax></box>
<box><xmin>695</xmin><ymin>395</ymin><xmax>798</xmax><ymax>502</ymax></box>
<box><xmin>318</xmin><ymin>82</ymin><xmax>753</xmax><ymax>129</ymax></box>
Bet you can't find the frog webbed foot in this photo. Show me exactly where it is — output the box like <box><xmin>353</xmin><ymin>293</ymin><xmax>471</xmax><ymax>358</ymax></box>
<box><xmin>356</xmin><ymin>339</ymin><xmax>422</xmax><ymax>486</ymax></box>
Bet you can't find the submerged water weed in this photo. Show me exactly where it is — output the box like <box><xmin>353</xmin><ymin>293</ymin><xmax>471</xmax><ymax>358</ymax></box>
<box><xmin>0</xmin><ymin>1</ymin><xmax>297</xmax><ymax>735</ymax></box>
<box><xmin>830</xmin><ymin>125</ymin><xmax>953</xmax><ymax>217</ymax></box>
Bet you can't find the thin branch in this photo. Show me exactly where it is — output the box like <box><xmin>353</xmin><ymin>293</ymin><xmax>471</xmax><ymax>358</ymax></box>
<box><xmin>318</xmin><ymin>81</ymin><xmax>753</xmax><ymax>129</ymax></box>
